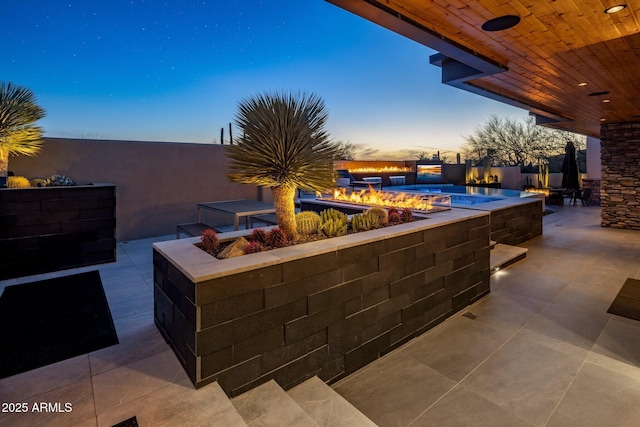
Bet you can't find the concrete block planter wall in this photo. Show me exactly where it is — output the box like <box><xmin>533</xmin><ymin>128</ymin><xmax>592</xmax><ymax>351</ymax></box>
<box><xmin>489</xmin><ymin>200</ymin><xmax>543</xmax><ymax>245</ymax></box>
<box><xmin>153</xmin><ymin>208</ymin><xmax>491</xmax><ymax>396</ymax></box>
<box><xmin>0</xmin><ymin>183</ymin><xmax>116</xmax><ymax>280</ymax></box>
<box><xmin>453</xmin><ymin>197</ymin><xmax>543</xmax><ymax>246</ymax></box>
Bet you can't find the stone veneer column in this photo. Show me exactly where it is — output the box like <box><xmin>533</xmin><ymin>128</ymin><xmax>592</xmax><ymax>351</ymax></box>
<box><xmin>581</xmin><ymin>179</ymin><xmax>601</xmax><ymax>204</ymax></box>
<box><xmin>600</xmin><ymin>122</ymin><xmax>640</xmax><ymax>230</ymax></box>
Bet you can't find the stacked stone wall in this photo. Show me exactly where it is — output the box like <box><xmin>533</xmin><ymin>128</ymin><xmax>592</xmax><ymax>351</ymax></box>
<box><xmin>600</xmin><ymin>122</ymin><xmax>640</xmax><ymax>230</ymax></box>
<box><xmin>581</xmin><ymin>179</ymin><xmax>601</xmax><ymax>204</ymax></box>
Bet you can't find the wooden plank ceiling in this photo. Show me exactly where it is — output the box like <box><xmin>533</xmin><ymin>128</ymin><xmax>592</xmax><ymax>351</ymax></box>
<box><xmin>327</xmin><ymin>0</ymin><xmax>640</xmax><ymax>137</ymax></box>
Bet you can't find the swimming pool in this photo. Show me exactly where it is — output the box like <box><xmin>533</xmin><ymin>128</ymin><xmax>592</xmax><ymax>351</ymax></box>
<box><xmin>389</xmin><ymin>184</ymin><xmax>532</xmax><ymax>206</ymax></box>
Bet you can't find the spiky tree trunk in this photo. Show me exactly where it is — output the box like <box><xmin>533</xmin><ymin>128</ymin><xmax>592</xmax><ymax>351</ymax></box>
<box><xmin>272</xmin><ymin>185</ymin><xmax>298</xmax><ymax>241</ymax></box>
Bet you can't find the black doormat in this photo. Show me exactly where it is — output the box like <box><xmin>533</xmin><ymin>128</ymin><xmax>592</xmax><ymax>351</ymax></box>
<box><xmin>0</xmin><ymin>270</ymin><xmax>119</xmax><ymax>379</ymax></box>
<box><xmin>112</xmin><ymin>416</ymin><xmax>138</xmax><ymax>427</ymax></box>
<box><xmin>607</xmin><ymin>278</ymin><xmax>640</xmax><ymax>321</ymax></box>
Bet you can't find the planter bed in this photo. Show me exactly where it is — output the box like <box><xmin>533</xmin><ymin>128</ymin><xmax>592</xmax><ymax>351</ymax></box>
<box><xmin>153</xmin><ymin>208</ymin><xmax>491</xmax><ymax>395</ymax></box>
<box><xmin>0</xmin><ymin>183</ymin><xmax>116</xmax><ymax>280</ymax></box>
<box><xmin>453</xmin><ymin>197</ymin><xmax>543</xmax><ymax>246</ymax></box>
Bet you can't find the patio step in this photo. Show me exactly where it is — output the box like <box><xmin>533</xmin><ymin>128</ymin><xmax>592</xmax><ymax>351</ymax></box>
<box><xmin>232</xmin><ymin>380</ymin><xmax>317</xmax><ymax>426</ymax></box>
<box><xmin>204</xmin><ymin>382</ymin><xmax>249</xmax><ymax>426</ymax></box>
<box><xmin>490</xmin><ymin>243</ymin><xmax>528</xmax><ymax>274</ymax></box>
<box><xmin>231</xmin><ymin>377</ymin><xmax>376</xmax><ymax>426</ymax></box>
<box><xmin>288</xmin><ymin>376</ymin><xmax>377</xmax><ymax>426</ymax></box>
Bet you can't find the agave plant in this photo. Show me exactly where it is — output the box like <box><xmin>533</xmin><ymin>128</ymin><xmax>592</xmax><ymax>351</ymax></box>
<box><xmin>0</xmin><ymin>82</ymin><xmax>46</xmax><ymax>187</ymax></box>
<box><xmin>226</xmin><ymin>91</ymin><xmax>338</xmax><ymax>240</ymax></box>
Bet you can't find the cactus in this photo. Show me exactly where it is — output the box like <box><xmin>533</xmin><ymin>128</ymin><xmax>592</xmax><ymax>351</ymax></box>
<box><xmin>401</xmin><ymin>208</ymin><xmax>413</xmax><ymax>223</ymax></box>
<box><xmin>7</xmin><ymin>176</ymin><xmax>31</xmax><ymax>188</ymax></box>
<box><xmin>351</xmin><ymin>212</ymin><xmax>379</xmax><ymax>232</ymax></box>
<box><xmin>388</xmin><ymin>211</ymin><xmax>402</xmax><ymax>224</ymax></box>
<box><xmin>320</xmin><ymin>218</ymin><xmax>348</xmax><ymax>237</ymax></box>
<box><xmin>320</xmin><ymin>208</ymin><xmax>347</xmax><ymax>225</ymax></box>
<box><xmin>365</xmin><ymin>211</ymin><xmax>381</xmax><ymax>229</ymax></box>
<box><xmin>268</xmin><ymin>227</ymin><xmax>289</xmax><ymax>248</ymax></box>
<box><xmin>387</xmin><ymin>207</ymin><xmax>400</xmax><ymax>217</ymax></box>
<box><xmin>365</xmin><ymin>207</ymin><xmax>388</xmax><ymax>225</ymax></box>
<box><xmin>319</xmin><ymin>208</ymin><xmax>348</xmax><ymax>237</ymax></box>
<box><xmin>201</xmin><ymin>228</ymin><xmax>220</xmax><ymax>254</ymax></box>
<box><xmin>43</xmin><ymin>174</ymin><xmax>76</xmax><ymax>186</ymax></box>
<box><xmin>244</xmin><ymin>241</ymin><xmax>266</xmax><ymax>254</ymax></box>
<box><xmin>251</xmin><ymin>228</ymin><xmax>268</xmax><ymax>244</ymax></box>
<box><xmin>295</xmin><ymin>211</ymin><xmax>322</xmax><ymax>236</ymax></box>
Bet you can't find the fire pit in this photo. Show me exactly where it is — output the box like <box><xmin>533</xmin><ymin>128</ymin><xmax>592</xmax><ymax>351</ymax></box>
<box><xmin>321</xmin><ymin>186</ymin><xmax>451</xmax><ymax>214</ymax></box>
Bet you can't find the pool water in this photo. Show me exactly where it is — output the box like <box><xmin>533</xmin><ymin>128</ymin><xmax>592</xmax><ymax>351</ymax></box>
<box><xmin>449</xmin><ymin>195</ymin><xmax>502</xmax><ymax>205</ymax></box>
<box><xmin>390</xmin><ymin>184</ymin><xmax>531</xmax><ymax>206</ymax></box>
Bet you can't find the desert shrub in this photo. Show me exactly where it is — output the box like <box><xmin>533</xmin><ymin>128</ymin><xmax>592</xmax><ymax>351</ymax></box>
<box><xmin>401</xmin><ymin>208</ymin><xmax>413</xmax><ymax>223</ymax></box>
<box><xmin>201</xmin><ymin>228</ymin><xmax>220</xmax><ymax>254</ymax></box>
<box><xmin>351</xmin><ymin>212</ymin><xmax>379</xmax><ymax>232</ymax></box>
<box><xmin>388</xmin><ymin>211</ymin><xmax>402</xmax><ymax>224</ymax></box>
<box><xmin>43</xmin><ymin>174</ymin><xmax>76</xmax><ymax>186</ymax></box>
<box><xmin>251</xmin><ymin>228</ymin><xmax>268</xmax><ymax>244</ymax></box>
<box><xmin>365</xmin><ymin>207</ymin><xmax>388</xmax><ymax>225</ymax></box>
<box><xmin>319</xmin><ymin>208</ymin><xmax>348</xmax><ymax>237</ymax></box>
<box><xmin>7</xmin><ymin>176</ymin><xmax>31</xmax><ymax>188</ymax></box>
<box><xmin>29</xmin><ymin>177</ymin><xmax>46</xmax><ymax>187</ymax></box>
<box><xmin>244</xmin><ymin>241</ymin><xmax>266</xmax><ymax>254</ymax></box>
<box><xmin>320</xmin><ymin>208</ymin><xmax>347</xmax><ymax>224</ymax></box>
<box><xmin>268</xmin><ymin>227</ymin><xmax>289</xmax><ymax>248</ymax></box>
<box><xmin>320</xmin><ymin>218</ymin><xmax>348</xmax><ymax>237</ymax></box>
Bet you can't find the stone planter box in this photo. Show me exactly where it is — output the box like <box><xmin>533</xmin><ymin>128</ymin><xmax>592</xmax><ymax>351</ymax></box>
<box><xmin>457</xmin><ymin>197</ymin><xmax>543</xmax><ymax>246</ymax></box>
<box><xmin>0</xmin><ymin>183</ymin><xmax>116</xmax><ymax>280</ymax></box>
<box><xmin>153</xmin><ymin>208</ymin><xmax>491</xmax><ymax>396</ymax></box>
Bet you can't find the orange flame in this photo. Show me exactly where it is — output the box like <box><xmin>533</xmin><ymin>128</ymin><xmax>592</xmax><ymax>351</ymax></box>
<box><xmin>331</xmin><ymin>186</ymin><xmax>434</xmax><ymax>212</ymax></box>
<box><xmin>348</xmin><ymin>166</ymin><xmax>413</xmax><ymax>173</ymax></box>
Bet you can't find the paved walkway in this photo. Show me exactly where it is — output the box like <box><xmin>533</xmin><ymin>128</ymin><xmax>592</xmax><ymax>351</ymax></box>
<box><xmin>0</xmin><ymin>204</ymin><xmax>639</xmax><ymax>426</ymax></box>
<box><xmin>333</xmin><ymin>205</ymin><xmax>640</xmax><ymax>426</ymax></box>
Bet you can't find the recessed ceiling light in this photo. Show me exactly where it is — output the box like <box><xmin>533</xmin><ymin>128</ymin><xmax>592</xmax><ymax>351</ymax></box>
<box><xmin>588</xmin><ymin>91</ymin><xmax>610</xmax><ymax>96</ymax></box>
<box><xmin>482</xmin><ymin>15</ymin><xmax>521</xmax><ymax>31</ymax></box>
<box><xmin>600</xmin><ymin>118</ymin><xmax>607</xmax><ymax>121</ymax></box>
<box><xmin>578</xmin><ymin>82</ymin><xmax>588</xmax><ymax>87</ymax></box>
<box><xmin>603</xmin><ymin>99</ymin><xmax>611</xmax><ymax>103</ymax></box>
<box><xmin>604</xmin><ymin>4</ymin><xmax>627</xmax><ymax>14</ymax></box>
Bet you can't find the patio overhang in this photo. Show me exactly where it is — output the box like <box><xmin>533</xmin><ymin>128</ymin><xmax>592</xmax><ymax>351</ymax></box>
<box><xmin>326</xmin><ymin>0</ymin><xmax>640</xmax><ymax>137</ymax></box>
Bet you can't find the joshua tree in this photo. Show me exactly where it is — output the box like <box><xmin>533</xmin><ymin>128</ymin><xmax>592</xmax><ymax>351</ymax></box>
<box><xmin>0</xmin><ymin>82</ymin><xmax>46</xmax><ymax>187</ymax></box>
<box><xmin>226</xmin><ymin>91</ymin><xmax>339</xmax><ymax>240</ymax></box>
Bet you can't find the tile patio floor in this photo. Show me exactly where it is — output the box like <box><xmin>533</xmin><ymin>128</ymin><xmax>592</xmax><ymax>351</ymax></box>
<box><xmin>1</xmin><ymin>204</ymin><xmax>639</xmax><ymax>426</ymax></box>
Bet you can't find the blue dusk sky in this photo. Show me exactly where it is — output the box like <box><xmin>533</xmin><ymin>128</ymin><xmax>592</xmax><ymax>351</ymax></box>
<box><xmin>3</xmin><ymin>0</ymin><xmax>525</xmax><ymax>159</ymax></box>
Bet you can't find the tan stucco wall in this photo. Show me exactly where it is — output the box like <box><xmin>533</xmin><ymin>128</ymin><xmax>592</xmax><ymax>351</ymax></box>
<box><xmin>9</xmin><ymin>138</ymin><xmax>261</xmax><ymax>241</ymax></box>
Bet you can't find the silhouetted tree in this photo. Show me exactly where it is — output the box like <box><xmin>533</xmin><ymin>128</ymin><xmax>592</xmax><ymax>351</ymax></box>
<box><xmin>462</xmin><ymin>115</ymin><xmax>585</xmax><ymax>168</ymax></box>
<box><xmin>334</xmin><ymin>140</ymin><xmax>356</xmax><ymax>160</ymax></box>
